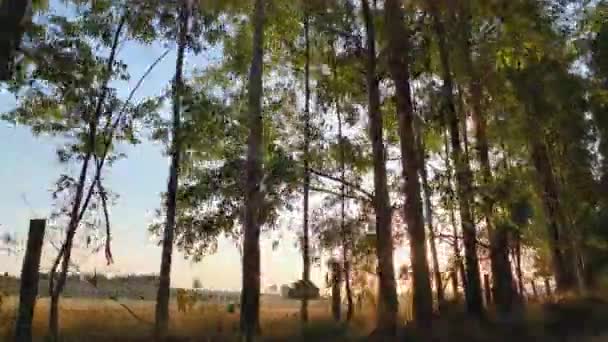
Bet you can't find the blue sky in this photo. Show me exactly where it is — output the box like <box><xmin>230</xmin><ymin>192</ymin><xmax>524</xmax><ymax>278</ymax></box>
<box><xmin>0</xmin><ymin>3</ymin><xmax>320</xmax><ymax>291</ymax></box>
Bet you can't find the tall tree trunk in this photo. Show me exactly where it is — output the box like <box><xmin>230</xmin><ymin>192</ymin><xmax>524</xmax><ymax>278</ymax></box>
<box><xmin>416</xmin><ymin>117</ymin><xmax>444</xmax><ymax>309</ymax></box>
<box><xmin>337</xmin><ymin>94</ymin><xmax>354</xmax><ymax>322</ymax></box>
<box><xmin>428</xmin><ymin>1</ymin><xmax>483</xmax><ymax>316</ymax></box>
<box><xmin>241</xmin><ymin>0</ymin><xmax>265</xmax><ymax>340</ymax></box>
<box><xmin>361</xmin><ymin>0</ymin><xmax>399</xmax><ymax>335</ymax></box>
<box><xmin>458</xmin><ymin>4</ymin><xmax>516</xmax><ymax>317</ymax></box>
<box><xmin>444</xmin><ymin>132</ymin><xmax>467</xmax><ymax>297</ymax></box>
<box><xmin>300</xmin><ymin>9</ymin><xmax>311</xmax><ymax>325</ymax></box>
<box><xmin>383</xmin><ymin>0</ymin><xmax>434</xmax><ymax>326</ymax></box>
<box><xmin>155</xmin><ymin>2</ymin><xmax>190</xmax><ymax>340</ymax></box>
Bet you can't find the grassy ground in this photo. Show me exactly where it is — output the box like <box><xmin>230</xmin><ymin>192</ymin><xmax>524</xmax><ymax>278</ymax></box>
<box><xmin>0</xmin><ymin>296</ymin><xmax>372</xmax><ymax>341</ymax></box>
<box><xmin>2</xmin><ymin>295</ymin><xmax>608</xmax><ymax>341</ymax></box>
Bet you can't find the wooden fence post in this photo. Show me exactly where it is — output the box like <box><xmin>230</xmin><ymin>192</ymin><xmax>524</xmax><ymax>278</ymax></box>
<box><xmin>483</xmin><ymin>273</ymin><xmax>492</xmax><ymax>307</ymax></box>
<box><xmin>450</xmin><ymin>270</ymin><xmax>458</xmax><ymax>299</ymax></box>
<box><xmin>14</xmin><ymin>219</ymin><xmax>46</xmax><ymax>342</ymax></box>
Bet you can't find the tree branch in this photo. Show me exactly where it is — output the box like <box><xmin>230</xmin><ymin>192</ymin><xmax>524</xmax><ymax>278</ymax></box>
<box><xmin>310</xmin><ymin>185</ymin><xmax>372</xmax><ymax>203</ymax></box>
<box><xmin>308</xmin><ymin>168</ymin><xmax>374</xmax><ymax>201</ymax></box>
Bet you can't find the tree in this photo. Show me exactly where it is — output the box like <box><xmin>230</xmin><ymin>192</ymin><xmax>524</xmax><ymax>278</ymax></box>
<box><xmin>360</xmin><ymin>0</ymin><xmax>399</xmax><ymax>335</ymax></box>
<box><xmin>425</xmin><ymin>0</ymin><xmax>483</xmax><ymax>316</ymax></box>
<box><xmin>154</xmin><ymin>0</ymin><xmax>191</xmax><ymax>339</ymax></box>
<box><xmin>383</xmin><ymin>0</ymin><xmax>434</xmax><ymax>325</ymax></box>
<box><xmin>300</xmin><ymin>3</ymin><xmax>312</xmax><ymax>324</ymax></box>
<box><xmin>241</xmin><ymin>0</ymin><xmax>265</xmax><ymax>340</ymax></box>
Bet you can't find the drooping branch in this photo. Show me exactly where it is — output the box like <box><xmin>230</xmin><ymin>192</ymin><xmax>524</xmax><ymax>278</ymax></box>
<box><xmin>95</xmin><ymin>170</ymin><xmax>114</xmax><ymax>265</ymax></box>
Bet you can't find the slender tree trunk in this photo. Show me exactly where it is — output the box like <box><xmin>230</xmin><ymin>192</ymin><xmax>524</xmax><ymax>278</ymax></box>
<box><xmin>457</xmin><ymin>5</ymin><xmax>516</xmax><ymax>317</ymax></box>
<box><xmin>337</xmin><ymin>94</ymin><xmax>354</xmax><ymax>322</ymax></box>
<box><xmin>241</xmin><ymin>0</ymin><xmax>265</xmax><ymax>340</ymax></box>
<box><xmin>514</xmin><ymin>232</ymin><xmax>524</xmax><ymax>297</ymax></box>
<box><xmin>444</xmin><ymin>133</ymin><xmax>467</xmax><ymax>297</ymax></box>
<box><xmin>428</xmin><ymin>1</ymin><xmax>483</xmax><ymax>316</ymax></box>
<box><xmin>361</xmin><ymin>0</ymin><xmax>399</xmax><ymax>334</ymax></box>
<box><xmin>416</xmin><ymin>117</ymin><xmax>444</xmax><ymax>309</ymax></box>
<box><xmin>330</xmin><ymin>260</ymin><xmax>342</xmax><ymax>322</ymax></box>
<box><xmin>300</xmin><ymin>9</ymin><xmax>311</xmax><ymax>325</ymax></box>
<box><xmin>155</xmin><ymin>3</ymin><xmax>189</xmax><ymax>340</ymax></box>
<box><xmin>383</xmin><ymin>0</ymin><xmax>434</xmax><ymax>326</ymax></box>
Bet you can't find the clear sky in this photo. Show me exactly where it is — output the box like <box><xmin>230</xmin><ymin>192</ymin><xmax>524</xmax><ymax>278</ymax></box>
<box><xmin>0</xmin><ymin>4</ymin><xmax>324</xmax><ymax>291</ymax></box>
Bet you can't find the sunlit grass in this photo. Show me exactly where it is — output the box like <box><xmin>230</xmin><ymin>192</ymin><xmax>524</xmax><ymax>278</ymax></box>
<box><xmin>2</xmin><ymin>294</ymin><xmax>608</xmax><ymax>341</ymax></box>
<box><xmin>0</xmin><ymin>296</ymin><xmax>372</xmax><ymax>341</ymax></box>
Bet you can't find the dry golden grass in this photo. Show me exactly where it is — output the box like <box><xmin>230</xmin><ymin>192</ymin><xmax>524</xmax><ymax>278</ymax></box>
<box><xmin>0</xmin><ymin>296</ymin><xmax>371</xmax><ymax>341</ymax></box>
<box><xmin>3</xmin><ymin>295</ymin><xmax>608</xmax><ymax>341</ymax></box>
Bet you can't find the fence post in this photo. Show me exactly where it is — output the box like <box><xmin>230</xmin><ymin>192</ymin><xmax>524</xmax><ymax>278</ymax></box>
<box><xmin>483</xmin><ymin>273</ymin><xmax>492</xmax><ymax>307</ymax></box>
<box><xmin>544</xmin><ymin>277</ymin><xmax>552</xmax><ymax>300</ymax></box>
<box><xmin>450</xmin><ymin>270</ymin><xmax>458</xmax><ymax>299</ymax></box>
<box><xmin>14</xmin><ymin>219</ymin><xmax>46</xmax><ymax>342</ymax></box>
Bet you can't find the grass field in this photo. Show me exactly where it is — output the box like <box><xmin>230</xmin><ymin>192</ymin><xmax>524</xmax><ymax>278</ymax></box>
<box><xmin>0</xmin><ymin>295</ymin><xmax>373</xmax><ymax>341</ymax></box>
<box><xmin>3</xmin><ymin>294</ymin><xmax>608</xmax><ymax>341</ymax></box>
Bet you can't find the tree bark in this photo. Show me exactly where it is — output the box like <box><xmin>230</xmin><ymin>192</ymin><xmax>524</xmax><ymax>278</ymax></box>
<box><xmin>428</xmin><ymin>1</ymin><xmax>483</xmax><ymax>316</ymax></box>
<box><xmin>514</xmin><ymin>232</ymin><xmax>524</xmax><ymax>297</ymax></box>
<box><xmin>155</xmin><ymin>2</ymin><xmax>190</xmax><ymax>340</ymax></box>
<box><xmin>240</xmin><ymin>0</ymin><xmax>265</xmax><ymax>340</ymax></box>
<box><xmin>330</xmin><ymin>260</ymin><xmax>342</xmax><ymax>322</ymax></box>
<box><xmin>15</xmin><ymin>219</ymin><xmax>46</xmax><ymax>342</ymax></box>
<box><xmin>383</xmin><ymin>0</ymin><xmax>434</xmax><ymax>326</ymax></box>
<box><xmin>361</xmin><ymin>0</ymin><xmax>399</xmax><ymax>335</ymax></box>
<box><xmin>300</xmin><ymin>9</ymin><xmax>311</xmax><ymax>325</ymax></box>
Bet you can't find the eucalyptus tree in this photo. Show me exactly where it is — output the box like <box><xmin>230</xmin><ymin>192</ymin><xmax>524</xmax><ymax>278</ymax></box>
<box><xmin>424</xmin><ymin>0</ymin><xmax>484</xmax><ymax>316</ymax></box>
<box><xmin>241</xmin><ymin>0</ymin><xmax>265</xmax><ymax>338</ymax></box>
<box><xmin>360</xmin><ymin>0</ymin><xmax>401</xmax><ymax>334</ymax></box>
<box><xmin>383</xmin><ymin>0</ymin><xmax>435</xmax><ymax>325</ymax></box>
<box><xmin>153</xmin><ymin>0</ymin><xmax>191</xmax><ymax>339</ymax></box>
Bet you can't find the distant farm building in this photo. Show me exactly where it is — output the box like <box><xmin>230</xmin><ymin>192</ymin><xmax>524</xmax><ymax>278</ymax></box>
<box><xmin>281</xmin><ymin>280</ymin><xmax>319</xmax><ymax>300</ymax></box>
